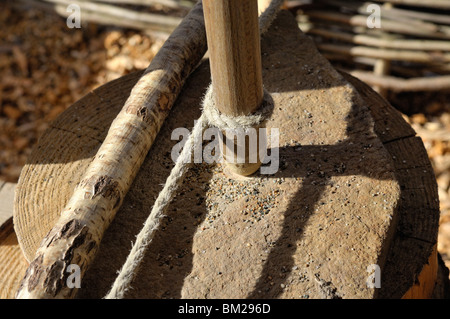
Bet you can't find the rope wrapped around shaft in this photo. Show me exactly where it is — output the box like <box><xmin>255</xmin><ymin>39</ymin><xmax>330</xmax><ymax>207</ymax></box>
<box><xmin>202</xmin><ymin>85</ymin><xmax>274</xmax><ymax>130</ymax></box>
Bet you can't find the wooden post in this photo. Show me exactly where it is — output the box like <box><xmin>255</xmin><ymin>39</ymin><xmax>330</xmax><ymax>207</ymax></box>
<box><xmin>203</xmin><ymin>0</ymin><xmax>265</xmax><ymax>176</ymax></box>
<box><xmin>203</xmin><ymin>0</ymin><xmax>264</xmax><ymax>116</ymax></box>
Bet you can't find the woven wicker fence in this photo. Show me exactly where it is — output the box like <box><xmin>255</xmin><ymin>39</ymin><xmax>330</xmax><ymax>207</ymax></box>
<box><xmin>16</xmin><ymin>0</ymin><xmax>450</xmax><ymax>94</ymax></box>
<box><xmin>294</xmin><ymin>0</ymin><xmax>450</xmax><ymax>94</ymax></box>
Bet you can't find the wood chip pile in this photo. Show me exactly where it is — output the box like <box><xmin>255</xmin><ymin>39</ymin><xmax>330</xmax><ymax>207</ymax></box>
<box><xmin>0</xmin><ymin>0</ymin><xmax>165</xmax><ymax>182</ymax></box>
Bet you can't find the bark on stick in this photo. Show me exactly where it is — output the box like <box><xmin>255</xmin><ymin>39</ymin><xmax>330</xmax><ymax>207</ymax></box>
<box><xmin>16</xmin><ymin>1</ymin><xmax>206</xmax><ymax>299</ymax></box>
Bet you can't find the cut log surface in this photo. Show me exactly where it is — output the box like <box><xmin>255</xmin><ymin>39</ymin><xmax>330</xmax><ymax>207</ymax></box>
<box><xmin>0</xmin><ymin>183</ymin><xmax>25</xmax><ymax>299</ymax></box>
<box><xmin>0</xmin><ymin>182</ymin><xmax>15</xmax><ymax>227</ymax></box>
<box><xmin>13</xmin><ymin>11</ymin><xmax>440</xmax><ymax>298</ymax></box>
<box><xmin>0</xmin><ymin>218</ymin><xmax>29</xmax><ymax>299</ymax></box>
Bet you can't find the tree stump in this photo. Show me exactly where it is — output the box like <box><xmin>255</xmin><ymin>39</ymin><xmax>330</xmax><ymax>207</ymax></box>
<box><xmin>0</xmin><ymin>182</ymin><xmax>15</xmax><ymax>227</ymax></box>
<box><xmin>10</xmin><ymin>10</ymin><xmax>445</xmax><ymax>298</ymax></box>
<box><xmin>0</xmin><ymin>218</ymin><xmax>28</xmax><ymax>299</ymax></box>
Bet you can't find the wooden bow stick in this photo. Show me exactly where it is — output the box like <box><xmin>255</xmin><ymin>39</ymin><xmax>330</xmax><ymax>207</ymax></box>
<box><xmin>16</xmin><ymin>1</ymin><xmax>207</xmax><ymax>299</ymax></box>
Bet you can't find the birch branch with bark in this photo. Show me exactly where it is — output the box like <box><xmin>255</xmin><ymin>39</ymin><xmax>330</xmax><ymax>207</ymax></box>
<box><xmin>16</xmin><ymin>1</ymin><xmax>207</xmax><ymax>299</ymax></box>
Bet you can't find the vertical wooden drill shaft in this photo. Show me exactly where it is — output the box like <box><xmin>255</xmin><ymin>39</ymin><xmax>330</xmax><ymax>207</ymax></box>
<box><xmin>203</xmin><ymin>0</ymin><xmax>265</xmax><ymax>176</ymax></box>
<box><xmin>203</xmin><ymin>0</ymin><xmax>264</xmax><ymax>116</ymax></box>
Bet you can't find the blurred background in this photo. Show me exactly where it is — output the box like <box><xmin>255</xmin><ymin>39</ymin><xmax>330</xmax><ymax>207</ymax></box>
<box><xmin>1</xmin><ymin>0</ymin><xmax>449</xmax><ymax>273</ymax></box>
